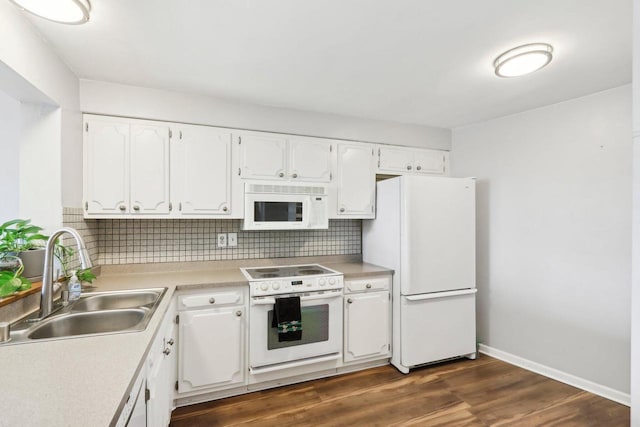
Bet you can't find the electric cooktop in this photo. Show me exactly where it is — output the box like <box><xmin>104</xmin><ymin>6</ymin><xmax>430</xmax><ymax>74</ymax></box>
<box><xmin>241</xmin><ymin>264</ymin><xmax>339</xmax><ymax>280</ymax></box>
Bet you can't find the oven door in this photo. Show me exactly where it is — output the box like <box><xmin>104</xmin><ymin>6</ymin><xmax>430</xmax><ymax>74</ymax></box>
<box><xmin>249</xmin><ymin>289</ymin><xmax>343</xmax><ymax>369</ymax></box>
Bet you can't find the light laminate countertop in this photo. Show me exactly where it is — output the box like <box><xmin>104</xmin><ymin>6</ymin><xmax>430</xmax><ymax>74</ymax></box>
<box><xmin>0</xmin><ymin>259</ymin><xmax>391</xmax><ymax>427</ymax></box>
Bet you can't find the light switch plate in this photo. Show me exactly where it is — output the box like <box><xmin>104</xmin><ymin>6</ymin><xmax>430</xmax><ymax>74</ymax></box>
<box><xmin>217</xmin><ymin>233</ymin><xmax>227</xmax><ymax>247</ymax></box>
<box><xmin>228</xmin><ymin>233</ymin><xmax>238</xmax><ymax>247</ymax></box>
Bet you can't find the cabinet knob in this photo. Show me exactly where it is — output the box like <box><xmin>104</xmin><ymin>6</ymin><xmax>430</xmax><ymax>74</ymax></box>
<box><xmin>163</xmin><ymin>348</ymin><xmax>171</xmax><ymax>356</ymax></box>
<box><xmin>339</xmin><ymin>208</ymin><xmax>345</xmax><ymax>213</ymax></box>
<box><xmin>236</xmin><ymin>310</ymin><xmax>242</xmax><ymax>317</ymax></box>
<box><xmin>407</xmin><ymin>165</ymin><xmax>412</xmax><ymax>170</ymax></box>
<box><xmin>167</xmin><ymin>338</ymin><xmax>175</xmax><ymax>346</ymax></box>
<box><xmin>366</xmin><ymin>283</ymin><xmax>372</xmax><ymax>289</ymax></box>
<box><xmin>292</xmin><ymin>173</ymin><xmax>298</xmax><ymax>178</ymax></box>
<box><xmin>222</xmin><ymin>206</ymin><xmax>228</xmax><ymax>212</ymax></box>
<box><xmin>416</xmin><ymin>165</ymin><xmax>422</xmax><ymax>171</ymax></box>
<box><xmin>119</xmin><ymin>204</ymin><xmax>126</xmax><ymax>211</ymax></box>
<box><xmin>133</xmin><ymin>205</ymin><xmax>140</xmax><ymax>211</ymax></box>
<box><xmin>347</xmin><ymin>298</ymin><xmax>353</xmax><ymax>304</ymax></box>
<box><xmin>278</xmin><ymin>172</ymin><xmax>285</xmax><ymax>178</ymax></box>
<box><xmin>209</xmin><ymin>297</ymin><xmax>216</xmax><ymax>304</ymax></box>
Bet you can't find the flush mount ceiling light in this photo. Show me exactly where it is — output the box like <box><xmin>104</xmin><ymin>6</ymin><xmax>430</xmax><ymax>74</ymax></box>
<box><xmin>9</xmin><ymin>0</ymin><xmax>91</xmax><ymax>24</ymax></box>
<box><xmin>493</xmin><ymin>43</ymin><xmax>553</xmax><ymax>78</ymax></box>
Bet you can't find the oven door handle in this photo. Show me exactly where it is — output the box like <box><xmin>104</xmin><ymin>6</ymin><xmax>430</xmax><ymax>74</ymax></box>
<box><xmin>251</xmin><ymin>291</ymin><xmax>343</xmax><ymax>306</ymax></box>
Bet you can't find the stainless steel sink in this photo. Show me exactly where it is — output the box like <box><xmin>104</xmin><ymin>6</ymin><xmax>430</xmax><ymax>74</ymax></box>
<box><xmin>72</xmin><ymin>290</ymin><xmax>161</xmax><ymax>311</ymax></box>
<box><xmin>3</xmin><ymin>287</ymin><xmax>167</xmax><ymax>345</ymax></box>
<box><xmin>28</xmin><ymin>309</ymin><xmax>148</xmax><ymax>339</ymax></box>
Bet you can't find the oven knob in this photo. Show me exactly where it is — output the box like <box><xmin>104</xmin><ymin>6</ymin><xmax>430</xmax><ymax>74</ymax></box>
<box><xmin>319</xmin><ymin>278</ymin><xmax>326</xmax><ymax>286</ymax></box>
<box><xmin>260</xmin><ymin>283</ymin><xmax>269</xmax><ymax>291</ymax></box>
<box><xmin>328</xmin><ymin>277</ymin><xmax>336</xmax><ymax>285</ymax></box>
<box><xmin>272</xmin><ymin>282</ymin><xmax>281</xmax><ymax>290</ymax></box>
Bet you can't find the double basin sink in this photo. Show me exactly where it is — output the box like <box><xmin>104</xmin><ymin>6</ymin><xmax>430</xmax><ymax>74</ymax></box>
<box><xmin>5</xmin><ymin>288</ymin><xmax>167</xmax><ymax>344</ymax></box>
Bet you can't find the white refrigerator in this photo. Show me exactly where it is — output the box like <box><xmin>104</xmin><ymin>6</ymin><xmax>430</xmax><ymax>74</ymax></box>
<box><xmin>363</xmin><ymin>175</ymin><xmax>477</xmax><ymax>374</ymax></box>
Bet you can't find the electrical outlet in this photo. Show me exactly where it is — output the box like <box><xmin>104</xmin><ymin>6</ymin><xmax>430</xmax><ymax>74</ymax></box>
<box><xmin>228</xmin><ymin>233</ymin><xmax>237</xmax><ymax>247</ymax></box>
<box><xmin>217</xmin><ymin>233</ymin><xmax>227</xmax><ymax>247</ymax></box>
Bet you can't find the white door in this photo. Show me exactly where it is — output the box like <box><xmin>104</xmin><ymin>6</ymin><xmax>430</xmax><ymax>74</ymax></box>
<box><xmin>146</xmin><ymin>319</ymin><xmax>176</xmax><ymax>427</ymax></box>
<box><xmin>378</xmin><ymin>146</ymin><xmax>413</xmax><ymax>173</ymax></box>
<box><xmin>344</xmin><ymin>291</ymin><xmax>390</xmax><ymax>362</ymax></box>
<box><xmin>336</xmin><ymin>143</ymin><xmax>376</xmax><ymax>217</ymax></box>
<box><xmin>84</xmin><ymin>118</ymin><xmax>130</xmax><ymax>215</ymax></box>
<box><xmin>130</xmin><ymin>124</ymin><xmax>171</xmax><ymax>214</ymax></box>
<box><xmin>173</xmin><ymin>125</ymin><xmax>233</xmax><ymax>215</ymax></box>
<box><xmin>400</xmin><ymin>290</ymin><xmax>476</xmax><ymax>367</ymax></box>
<box><xmin>289</xmin><ymin>137</ymin><xmax>332</xmax><ymax>182</ymax></box>
<box><xmin>178</xmin><ymin>307</ymin><xmax>245</xmax><ymax>393</ymax></box>
<box><xmin>402</xmin><ymin>176</ymin><xmax>476</xmax><ymax>295</ymax></box>
<box><xmin>414</xmin><ymin>149</ymin><xmax>447</xmax><ymax>174</ymax></box>
<box><xmin>238</xmin><ymin>133</ymin><xmax>288</xmax><ymax>180</ymax></box>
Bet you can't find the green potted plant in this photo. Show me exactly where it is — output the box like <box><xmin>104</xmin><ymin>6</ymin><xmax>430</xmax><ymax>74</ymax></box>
<box><xmin>0</xmin><ymin>255</ymin><xmax>31</xmax><ymax>298</ymax></box>
<box><xmin>0</xmin><ymin>219</ymin><xmax>49</xmax><ymax>280</ymax></box>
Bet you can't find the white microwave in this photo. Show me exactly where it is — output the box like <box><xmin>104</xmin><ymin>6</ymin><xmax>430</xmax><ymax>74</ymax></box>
<box><xmin>242</xmin><ymin>183</ymin><xmax>329</xmax><ymax>230</ymax></box>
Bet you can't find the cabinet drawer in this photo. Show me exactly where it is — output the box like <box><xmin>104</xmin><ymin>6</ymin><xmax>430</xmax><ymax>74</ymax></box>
<box><xmin>178</xmin><ymin>291</ymin><xmax>244</xmax><ymax>309</ymax></box>
<box><xmin>345</xmin><ymin>275</ymin><xmax>390</xmax><ymax>293</ymax></box>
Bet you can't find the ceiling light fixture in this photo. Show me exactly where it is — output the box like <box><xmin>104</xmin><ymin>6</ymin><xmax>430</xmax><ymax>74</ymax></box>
<box><xmin>9</xmin><ymin>0</ymin><xmax>91</xmax><ymax>24</ymax></box>
<box><xmin>493</xmin><ymin>43</ymin><xmax>553</xmax><ymax>78</ymax></box>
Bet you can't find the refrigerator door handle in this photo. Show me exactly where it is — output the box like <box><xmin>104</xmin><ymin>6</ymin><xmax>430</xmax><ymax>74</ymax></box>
<box><xmin>405</xmin><ymin>288</ymin><xmax>477</xmax><ymax>301</ymax></box>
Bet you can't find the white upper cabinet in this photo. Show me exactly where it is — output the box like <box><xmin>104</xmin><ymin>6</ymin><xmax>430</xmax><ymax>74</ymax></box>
<box><xmin>84</xmin><ymin>115</ymin><xmax>170</xmax><ymax>217</ymax></box>
<box><xmin>378</xmin><ymin>145</ymin><xmax>449</xmax><ymax>175</ymax></box>
<box><xmin>238</xmin><ymin>131</ymin><xmax>332</xmax><ymax>182</ymax></box>
<box><xmin>333</xmin><ymin>142</ymin><xmax>376</xmax><ymax>218</ymax></box>
<box><xmin>238</xmin><ymin>132</ymin><xmax>288</xmax><ymax>180</ymax></box>
<box><xmin>171</xmin><ymin>124</ymin><xmax>241</xmax><ymax>218</ymax></box>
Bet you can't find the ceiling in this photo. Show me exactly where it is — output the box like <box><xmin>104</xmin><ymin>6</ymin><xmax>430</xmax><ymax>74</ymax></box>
<box><xmin>20</xmin><ymin>0</ymin><xmax>631</xmax><ymax>129</ymax></box>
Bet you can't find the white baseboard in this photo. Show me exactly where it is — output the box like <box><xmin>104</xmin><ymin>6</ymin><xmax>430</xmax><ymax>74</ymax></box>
<box><xmin>478</xmin><ymin>344</ymin><xmax>630</xmax><ymax>407</ymax></box>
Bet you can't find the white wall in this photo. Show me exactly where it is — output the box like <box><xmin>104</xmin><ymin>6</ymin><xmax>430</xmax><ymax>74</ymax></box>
<box><xmin>631</xmin><ymin>0</ymin><xmax>640</xmax><ymax>422</ymax></box>
<box><xmin>0</xmin><ymin>90</ymin><xmax>20</xmax><ymax>221</ymax></box>
<box><xmin>0</xmin><ymin>2</ymin><xmax>82</xmax><ymax>217</ymax></box>
<box><xmin>79</xmin><ymin>80</ymin><xmax>451</xmax><ymax>150</ymax></box>
<box><xmin>452</xmin><ymin>85</ymin><xmax>632</xmax><ymax>395</ymax></box>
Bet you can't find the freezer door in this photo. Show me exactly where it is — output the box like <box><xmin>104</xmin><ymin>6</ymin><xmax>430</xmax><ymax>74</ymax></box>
<box><xmin>400</xmin><ymin>290</ymin><xmax>476</xmax><ymax>367</ymax></box>
<box><xmin>402</xmin><ymin>176</ymin><xmax>475</xmax><ymax>295</ymax></box>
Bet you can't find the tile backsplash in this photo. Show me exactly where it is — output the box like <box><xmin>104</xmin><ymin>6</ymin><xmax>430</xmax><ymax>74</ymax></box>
<box><xmin>63</xmin><ymin>208</ymin><xmax>361</xmax><ymax>265</ymax></box>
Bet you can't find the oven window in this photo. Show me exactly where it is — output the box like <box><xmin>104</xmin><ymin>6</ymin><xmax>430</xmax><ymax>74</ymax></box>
<box><xmin>254</xmin><ymin>202</ymin><xmax>303</xmax><ymax>222</ymax></box>
<box><xmin>267</xmin><ymin>304</ymin><xmax>329</xmax><ymax>349</ymax></box>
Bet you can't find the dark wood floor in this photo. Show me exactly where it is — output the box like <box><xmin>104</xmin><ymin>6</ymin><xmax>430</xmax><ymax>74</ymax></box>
<box><xmin>170</xmin><ymin>355</ymin><xmax>629</xmax><ymax>426</ymax></box>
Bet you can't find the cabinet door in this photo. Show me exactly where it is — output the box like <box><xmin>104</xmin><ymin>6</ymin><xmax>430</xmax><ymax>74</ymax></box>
<box><xmin>178</xmin><ymin>307</ymin><xmax>245</xmax><ymax>393</ymax></box>
<box><xmin>239</xmin><ymin>133</ymin><xmax>288</xmax><ymax>180</ymax></box>
<box><xmin>289</xmin><ymin>137</ymin><xmax>332</xmax><ymax>182</ymax></box>
<box><xmin>173</xmin><ymin>125</ymin><xmax>233</xmax><ymax>215</ymax></box>
<box><xmin>84</xmin><ymin>118</ymin><xmax>130</xmax><ymax>215</ymax></box>
<box><xmin>344</xmin><ymin>291</ymin><xmax>390</xmax><ymax>363</ymax></box>
<box><xmin>336</xmin><ymin>143</ymin><xmax>376</xmax><ymax>217</ymax></box>
<box><xmin>414</xmin><ymin>149</ymin><xmax>447</xmax><ymax>174</ymax></box>
<box><xmin>146</xmin><ymin>306</ymin><xmax>176</xmax><ymax>427</ymax></box>
<box><xmin>378</xmin><ymin>146</ymin><xmax>413</xmax><ymax>173</ymax></box>
<box><xmin>130</xmin><ymin>124</ymin><xmax>171</xmax><ymax>214</ymax></box>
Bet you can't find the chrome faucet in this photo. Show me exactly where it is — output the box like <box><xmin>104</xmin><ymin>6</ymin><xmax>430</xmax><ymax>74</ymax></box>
<box><xmin>39</xmin><ymin>227</ymin><xmax>93</xmax><ymax>319</ymax></box>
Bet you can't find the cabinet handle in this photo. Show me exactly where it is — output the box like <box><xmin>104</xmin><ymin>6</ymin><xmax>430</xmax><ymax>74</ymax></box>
<box><xmin>133</xmin><ymin>205</ymin><xmax>140</xmax><ymax>211</ymax></box>
<box><xmin>416</xmin><ymin>165</ymin><xmax>422</xmax><ymax>171</ymax></box>
<box><xmin>278</xmin><ymin>172</ymin><xmax>285</xmax><ymax>178</ymax></box>
<box><xmin>119</xmin><ymin>204</ymin><xmax>126</xmax><ymax>211</ymax></box>
<box><xmin>167</xmin><ymin>338</ymin><xmax>174</xmax><ymax>346</ymax></box>
<box><xmin>407</xmin><ymin>165</ymin><xmax>412</xmax><ymax>170</ymax></box>
<box><xmin>163</xmin><ymin>348</ymin><xmax>171</xmax><ymax>356</ymax></box>
<box><xmin>347</xmin><ymin>298</ymin><xmax>353</xmax><ymax>304</ymax></box>
<box><xmin>222</xmin><ymin>206</ymin><xmax>228</xmax><ymax>212</ymax></box>
<box><xmin>236</xmin><ymin>310</ymin><xmax>242</xmax><ymax>317</ymax></box>
<box><xmin>339</xmin><ymin>208</ymin><xmax>345</xmax><ymax>213</ymax></box>
<box><xmin>366</xmin><ymin>283</ymin><xmax>372</xmax><ymax>289</ymax></box>
<box><xmin>292</xmin><ymin>173</ymin><xmax>298</xmax><ymax>178</ymax></box>
<box><xmin>209</xmin><ymin>297</ymin><xmax>216</xmax><ymax>304</ymax></box>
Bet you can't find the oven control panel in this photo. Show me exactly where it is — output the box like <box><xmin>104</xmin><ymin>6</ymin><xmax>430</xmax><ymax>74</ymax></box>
<box><xmin>250</xmin><ymin>274</ymin><xmax>344</xmax><ymax>296</ymax></box>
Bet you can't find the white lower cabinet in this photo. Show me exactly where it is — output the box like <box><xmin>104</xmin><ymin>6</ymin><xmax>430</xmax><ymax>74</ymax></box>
<box><xmin>177</xmin><ymin>288</ymin><xmax>247</xmax><ymax>394</ymax></box>
<box><xmin>343</xmin><ymin>275</ymin><xmax>392</xmax><ymax>363</ymax></box>
<box><xmin>146</xmin><ymin>302</ymin><xmax>177</xmax><ymax>427</ymax></box>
